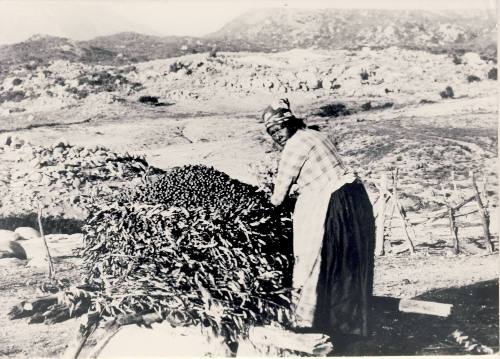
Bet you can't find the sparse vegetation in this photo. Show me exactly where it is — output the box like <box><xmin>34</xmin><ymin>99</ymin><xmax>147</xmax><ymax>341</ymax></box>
<box><xmin>467</xmin><ymin>75</ymin><xmax>481</xmax><ymax>83</ymax></box>
<box><xmin>361</xmin><ymin>102</ymin><xmax>372</xmax><ymax>111</ymax></box>
<box><xmin>315</xmin><ymin>102</ymin><xmax>352</xmax><ymax>117</ymax></box>
<box><xmin>440</xmin><ymin>86</ymin><xmax>454</xmax><ymax>99</ymax></box>
<box><xmin>488</xmin><ymin>68</ymin><xmax>497</xmax><ymax>80</ymax></box>
<box><xmin>0</xmin><ymin>90</ymin><xmax>26</xmax><ymax>103</ymax></box>
<box><xmin>138</xmin><ymin>95</ymin><xmax>159</xmax><ymax>105</ymax></box>
<box><xmin>360</xmin><ymin>69</ymin><xmax>369</xmax><ymax>81</ymax></box>
<box><xmin>452</xmin><ymin>54</ymin><xmax>462</xmax><ymax>65</ymax></box>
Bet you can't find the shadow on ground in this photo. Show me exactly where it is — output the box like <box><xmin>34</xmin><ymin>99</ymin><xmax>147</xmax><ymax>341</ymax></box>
<box><xmin>0</xmin><ymin>215</ymin><xmax>83</xmax><ymax>234</ymax></box>
<box><xmin>336</xmin><ymin>279</ymin><xmax>498</xmax><ymax>356</ymax></box>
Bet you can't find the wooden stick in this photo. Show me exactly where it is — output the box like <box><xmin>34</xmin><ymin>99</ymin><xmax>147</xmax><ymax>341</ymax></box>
<box><xmin>37</xmin><ymin>202</ymin><xmax>55</xmax><ymax>280</ymax></box>
<box><xmin>470</xmin><ymin>171</ymin><xmax>494</xmax><ymax>253</ymax></box>
<box><xmin>451</xmin><ymin>171</ymin><xmax>457</xmax><ymax>192</ymax></box>
<box><xmin>447</xmin><ymin>206</ymin><xmax>460</xmax><ymax>254</ymax></box>
<box><xmin>392</xmin><ymin>169</ymin><xmax>415</xmax><ymax>254</ymax></box>
<box><xmin>375</xmin><ymin>173</ymin><xmax>388</xmax><ymax>256</ymax></box>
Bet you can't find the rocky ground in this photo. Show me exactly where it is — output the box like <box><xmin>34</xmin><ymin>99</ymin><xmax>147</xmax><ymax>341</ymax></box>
<box><xmin>0</xmin><ymin>48</ymin><xmax>498</xmax><ymax>356</ymax></box>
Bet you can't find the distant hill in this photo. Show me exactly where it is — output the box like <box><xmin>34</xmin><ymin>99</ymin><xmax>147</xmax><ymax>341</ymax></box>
<box><xmin>0</xmin><ymin>8</ymin><xmax>496</xmax><ymax>78</ymax></box>
<box><xmin>208</xmin><ymin>8</ymin><xmax>497</xmax><ymax>57</ymax></box>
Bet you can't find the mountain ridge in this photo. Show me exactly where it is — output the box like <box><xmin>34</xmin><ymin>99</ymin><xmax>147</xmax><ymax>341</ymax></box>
<box><xmin>0</xmin><ymin>8</ymin><xmax>496</xmax><ymax>76</ymax></box>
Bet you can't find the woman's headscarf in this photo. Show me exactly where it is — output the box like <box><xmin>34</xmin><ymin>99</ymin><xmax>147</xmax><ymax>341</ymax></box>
<box><xmin>262</xmin><ymin>98</ymin><xmax>304</xmax><ymax>133</ymax></box>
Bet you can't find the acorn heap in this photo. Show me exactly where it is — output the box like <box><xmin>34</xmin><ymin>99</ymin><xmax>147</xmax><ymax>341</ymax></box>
<box><xmin>82</xmin><ymin>164</ymin><xmax>294</xmax><ymax>343</ymax></box>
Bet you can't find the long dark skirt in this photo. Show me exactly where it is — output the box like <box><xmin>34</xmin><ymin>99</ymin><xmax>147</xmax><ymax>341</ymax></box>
<box><xmin>312</xmin><ymin>181</ymin><xmax>375</xmax><ymax>337</ymax></box>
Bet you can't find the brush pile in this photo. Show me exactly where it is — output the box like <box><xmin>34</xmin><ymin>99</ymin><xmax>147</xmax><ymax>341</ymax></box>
<box><xmin>81</xmin><ymin>164</ymin><xmax>294</xmax><ymax>343</ymax></box>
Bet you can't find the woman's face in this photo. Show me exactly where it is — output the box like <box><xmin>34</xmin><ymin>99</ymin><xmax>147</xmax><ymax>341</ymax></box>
<box><xmin>269</xmin><ymin>125</ymin><xmax>295</xmax><ymax>146</ymax></box>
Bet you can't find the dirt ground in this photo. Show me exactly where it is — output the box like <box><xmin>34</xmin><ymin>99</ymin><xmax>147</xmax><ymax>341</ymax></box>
<box><xmin>0</xmin><ymin>92</ymin><xmax>498</xmax><ymax>356</ymax></box>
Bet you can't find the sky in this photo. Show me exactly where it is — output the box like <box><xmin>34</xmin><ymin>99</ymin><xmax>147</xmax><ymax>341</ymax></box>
<box><xmin>0</xmin><ymin>0</ymin><xmax>497</xmax><ymax>45</ymax></box>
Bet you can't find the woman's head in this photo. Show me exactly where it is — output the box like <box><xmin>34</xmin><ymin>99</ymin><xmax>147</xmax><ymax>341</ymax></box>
<box><xmin>262</xmin><ymin>98</ymin><xmax>305</xmax><ymax>146</ymax></box>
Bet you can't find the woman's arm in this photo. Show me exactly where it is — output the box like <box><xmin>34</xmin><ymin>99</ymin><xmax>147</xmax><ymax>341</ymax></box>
<box><xmin>270</xmin><ymin>137</ymin><xmax>310</xmax><ymax>206</ymax></box>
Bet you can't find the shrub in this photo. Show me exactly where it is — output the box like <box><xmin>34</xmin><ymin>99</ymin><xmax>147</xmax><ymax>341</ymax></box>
<box><xmin>12</xmin><ymin>78</ymin><xmax>22</xmax><ymax>86</ymax></box>
<box><xmin>65</xmin><ymin>87</ymin><xmax>88</xmax><ymax>99</ymax></box>
<box><xmin>54</xmin><ymin>77</ymin><xmax>66</xmax><ymax>86</ymax></box>
<box><xmin>77</xmin><ymin>71</ymin><xmax>130</xmax><ymax>92</ymax></box>
<box><xmin>138</xmin><ymin>95</ymin><xmax>159</xmax><ymax>105</ymax></box>
<box><xmin>361</xmin><ymin>102</ymin><xmax>372</xmax><ymax>111</ymax></box>
<box><xmin>452</xmin><ymin>54</ymin><xmax>462</xmax><ymax>65</ymax></box>
<box><xmin>0</xmin><ymin>90</ymin><xmax>26</xmax><ymax>103</ymax></box>
<box><xmin>440</xmin><ymin>86</ymin><xmax>454</xmax><ymax>99</ymax></box>
<box><xmin>82</xmin><ymin>165</ymin><xmax>294</xmax><ymax>343</ymax></box>
<box><xmin>360</xmin><ymin>69</ymin><xmax>369</xmax><ymax>81</ymax></box>
<box><xmin>488</xmin><ymin>67</ymin><xmax>497</xmax><ymax>80</ymax></box>
<box><xmin>315</xmin><ymin>102</ymin><xmax>351</xmax><ymax>117</ymax></box>
<box><xmin>467</xmin><ymin>75</ymin><xmax>481</xmax><ymax>83</ymax></box>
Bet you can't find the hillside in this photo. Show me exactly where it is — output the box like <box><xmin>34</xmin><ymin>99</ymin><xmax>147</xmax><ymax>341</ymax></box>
<box><xmin>209</xmin><ymin>8</ymin><xmax>497</xmax><ymax>58</ymax></box>
<box><xmin>0</xmin><ymin>8</ymin><xmax>496</xmax><ymax>80</ymax></box>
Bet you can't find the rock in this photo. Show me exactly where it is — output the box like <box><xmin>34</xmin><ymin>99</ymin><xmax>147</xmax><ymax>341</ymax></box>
<box><xmin>97</xmin><ymin>322</ymin><xmax>231</xmax><ymax>357</ymax></box>
<box><xmin>72</xmin><ymin>178</ymin><xmax>82</xmax><ymax>188</ymax></box>
<box><xmin>15</xmin><ymin>227</ymin><xmax>41</xmax><ymax>240</ymax></box>
<box><xmin>52</xmin><ymin>147</ymin><xmax>64</xmax><ymax>157</ymax></box>
<box><xmin>462</xmin><ymin>52</ymin><xmax>483</xmax><ymax>66</ymax></box>
<box><xmin>297</xmin><ymin>71</ymin><xmax>321</xmax><ymax>89</ymax></box>
<box><xmin>0</xmin><ymin>240</ymin><xmax>27</xmax><ymax>259</ymax></box>
<box><xmin>0</xmin><ymin>229</ymin><xmax>22</xmax><ymax>242</ymax></box>
<box><xmin>0</xmin><ymin>258</ymin><xmax>26</xmax><ymax>267</ymax></box>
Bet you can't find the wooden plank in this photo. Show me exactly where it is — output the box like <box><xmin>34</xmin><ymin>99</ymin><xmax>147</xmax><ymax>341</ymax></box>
<box><xmin>399</xmin><ymin>299</ymin><xmax>452</xmax><ymax>317</ymax></box>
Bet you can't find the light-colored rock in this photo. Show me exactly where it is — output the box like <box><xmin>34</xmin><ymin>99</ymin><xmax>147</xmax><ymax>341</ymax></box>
<box><xmin>0</xmin><ymin>240</ymin><xmax>27</xmax><ymax>259</ymax></box>
<box><xmin>15</xmin><ymin>227</ymin><xmax>41</xmax><ymax>240</ymax></box>
<box><xmin>0</xmin><ymin>258</ymin><xmax>26</xmax><ymax>268</ymax></box>
<box><xmin>0</xmin><ymin>229</ymin><xmax>22</xmax><ymax>242</ymax></box>
<box><xmin>462</xmin><ymin>52</ymin><xmax>483</xmax><ymax>66</ymax></box>
<box><xmin>97</xmin><ymin>322</ymin><xmax>231</xmax><ymax>358</ymax></box>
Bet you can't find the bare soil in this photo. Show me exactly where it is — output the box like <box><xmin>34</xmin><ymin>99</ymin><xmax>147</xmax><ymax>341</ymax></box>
<box><xmin>0</xmin><ymin>89</ymin><xmax>498</xmax><ymax>356</ymax></box>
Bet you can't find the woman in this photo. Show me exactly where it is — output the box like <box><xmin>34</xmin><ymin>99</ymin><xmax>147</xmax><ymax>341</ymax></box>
<box><xmin>262</xmin><ymin>99</ymin><xmax>375</xmax><ymax>345</ymax></box>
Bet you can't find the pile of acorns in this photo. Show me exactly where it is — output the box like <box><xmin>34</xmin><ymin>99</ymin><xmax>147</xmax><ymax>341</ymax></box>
<box><xmin>82</xmin><ymin>164</ymin><xmax>294</xmax><ymax>343</ymax></box>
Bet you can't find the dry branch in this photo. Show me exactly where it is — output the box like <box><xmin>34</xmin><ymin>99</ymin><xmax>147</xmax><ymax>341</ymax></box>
<box><xmin>375</xmin><ymin>173</ymin><xmax>388</xmax><ymax>256</ymax></box>
<box><xmin>470</xmin><ymin>171</ymin><xmax>494</xmax><ymax>253</ymax></box>
<box><xmin>392</xmin><ymin>169</ymin><xmax>415</xmax><ymax>254</ymax></box>
<box><xmin>37</xmin><ymin>202</ymin><xmax>55</xmax><ymax>280</ymax></box>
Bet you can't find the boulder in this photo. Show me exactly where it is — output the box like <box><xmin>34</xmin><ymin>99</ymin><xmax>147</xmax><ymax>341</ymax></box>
<box><xmin>0</xmin><ymin>229</ymin><xmax>22</xmax><ymax>242</ymax></box>
<box><xmin>97</xmin><ymin>322</ymin><xmax>231</xmax><ymax>357</ymax></box>
<box><xmin>15</xmin><ymin>227</ymin><xmax>41</xmax><ymax>240</ymax></box>
<box><xmin>0</xmin><ymin>240</ymin><xmax>27</xmax><ymax>259</ymax></box>
<box><xmin>462</xmin><ymin>52</ymin><xmax>483</xmax><ymax>66</ymax></box>
<box><xmin>0</xmin><ymin>258</ymin><xmax>26</xmax><ymax>267</ymax></box>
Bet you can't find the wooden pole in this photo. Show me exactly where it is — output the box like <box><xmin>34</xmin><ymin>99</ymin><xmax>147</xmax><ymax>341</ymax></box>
<box><xmin>375</xmin><ymin>173</ymin><xmax>388</xmax><ymax>256</ymax></box>
<box><xmin>37</xmin><ymin>201</ymin><xmax>55</xmax><ymax>280</ymax></box>
<box><xmin>392</xmin><ymin>169</ymin><xmax>415</xmax><ymax>254</ymax></box>
<box><xmin>470</xmin><ymin>171</ymin><xmax>494</xmax><ymax>253</ymax></box>
<box><xmin>447</xmin><ymin>206</ymin><xmax>460</xmax><ymax>254</ymax></box>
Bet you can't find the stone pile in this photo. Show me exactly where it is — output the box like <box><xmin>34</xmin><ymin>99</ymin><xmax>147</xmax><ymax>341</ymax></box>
<box><xmin>0</xmin><ymin>135</ymin><xmax>157</xmax><ymax>219</ymax></box>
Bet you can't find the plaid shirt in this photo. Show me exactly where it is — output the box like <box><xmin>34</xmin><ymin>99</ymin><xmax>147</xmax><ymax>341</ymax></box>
<box><xmin>271</xmin><ymin>129</ymin><xmax>352</xmax><ymax>205</ymax></box>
